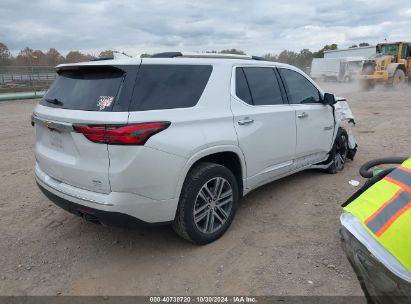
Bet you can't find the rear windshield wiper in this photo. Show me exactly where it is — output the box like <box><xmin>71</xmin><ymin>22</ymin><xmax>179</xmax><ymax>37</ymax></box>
<box><xmin>45</xmin><ymin>98</ymin><xmax>64</xmax><ymax>106</ymax></box>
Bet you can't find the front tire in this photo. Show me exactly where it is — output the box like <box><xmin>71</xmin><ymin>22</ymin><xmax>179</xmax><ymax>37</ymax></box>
<box><xmin>326</xmin><ymin>128</ymin><xmax>349</xmax><ymax>174</ymax></box>
<box><xmin>391</xmin><ymin>69</ymin><xmax>405</xmax><ymax>89</ymax></box>
<box><xmin>173</xmin><ymin>162</ymin><xmax>239</xmax><ymax>245</ymax></box>
<box><xmin>361</xmin><ymin>80</ymin><xmax>374</xmax><ymax>91</ymax></box>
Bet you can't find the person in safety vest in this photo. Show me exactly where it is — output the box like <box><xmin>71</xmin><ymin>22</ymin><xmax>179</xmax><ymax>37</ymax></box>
<box><xmin>340</xmin><ymin>157</ymin><xmax>410</xmax><ymax>304</ymax></box>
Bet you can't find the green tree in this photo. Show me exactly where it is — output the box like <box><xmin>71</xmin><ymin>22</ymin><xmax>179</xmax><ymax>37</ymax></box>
<box><xmin>274</xmin><ymin>49</ymin><xmax>313</xmax><ymax>69</ymax></box>
<box><xmin>296</xmin><ymin>49</ymin><xmax>314</xmax><ymax>69</ymax></box>
<box><xmin>277</xmin><ymin>50</ymin><xmax>299</xmax><ymax>65</ymax></box>
<box><xmin>15</xmin><ymin>47</ymin><xmax>34</xmax><ymax>65</ymax></box>
<box><xmin>263</xmin><ymin>53</ymin><xmax>278</xmax><ymax>62</ymax></box>
<box><xmin>219</xmin><ymin>49</ymin><xmax>245</xmax><ymax>55</ymax></box>
<box><xmin>98</xmin><ymin>50</ymin><xmax>113</xmax><ymax>58</ymax></box>
<box><xmin>31</xmin><ymin>50</ymin><xmax>46</xmax><ymax>65</ymax></box>
<box><xmin>65</xmin><ymin>51</ymin><xmax>95</xmax><ymax>63</ymax></box>
<box><xmin>359</xmin><ymin>42</ymin><xmax>370</xmax><ymax>47</ymax></box>
<box><xmin>0</xmin><ymin>42</ymin><xmax>12</xmax><ymax>66</ymax></box>
<box><xmin>313</xmin><ymin>44</ymin><xmax>338</xmax><ymax>58</ymax></box>
<box><xmin>45</xmin><ymin>48</ymin><xmax>64</xmax><ymax>66</ymax></box>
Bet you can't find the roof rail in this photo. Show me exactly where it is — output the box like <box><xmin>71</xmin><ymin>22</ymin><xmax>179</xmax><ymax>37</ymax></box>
<box><xmin>181</xmin><ymin>52</ymin><xmax>253</xmax><ymax>59</ymax></box>
<box><xmin>150</xmin><ymin>52</ymin><xmax>267</xmax><ymax>61</ymax></box>
<box><xmin>151</xmin><ymin>52</ymin><xmax>183</xmax><ymax>58</ymax></box>
<box><xmin>251</xmin><ymin>55</ymin><xmax>265</xmax><ymax>61</ymax></box>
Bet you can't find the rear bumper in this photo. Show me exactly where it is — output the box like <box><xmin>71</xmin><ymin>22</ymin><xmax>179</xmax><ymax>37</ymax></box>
<box><xmin>36</xmin><ymin>181</ymin><xmax>163</xmax><ymax>227</ymax></box>
<box><xmin>35</xmin><ymin>163</ymin><xmax>178</xmax><ymax>224</ymax></box>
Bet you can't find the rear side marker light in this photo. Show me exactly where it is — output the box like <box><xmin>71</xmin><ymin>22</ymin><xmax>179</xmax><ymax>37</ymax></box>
<box><xmin>73</xmin><ymin>122</ymin><xmax>170</xmax><ymax>145</ymax></box>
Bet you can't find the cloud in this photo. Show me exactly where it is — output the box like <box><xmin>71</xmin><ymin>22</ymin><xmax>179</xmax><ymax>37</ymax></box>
<box><xmin>0</xmin><ymin>0</ymin><xmax>410</xmax><ymax>56</ymax></box>
<box><xmin>400</xmin><ymin>8</ymin><xmax>411</xmax><ymax>17</ymax></box>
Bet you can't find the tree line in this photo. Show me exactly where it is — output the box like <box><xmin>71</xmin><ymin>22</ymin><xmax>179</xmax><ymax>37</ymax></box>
<box><xmin>0</xmin><ymin>42</ymin><xmax>370</xmax><ymax>70</ymax></box>
<box><xmin>0</xmin><ymin>43</ymin><xmax>95</xmax><ymax>66</ymax></box>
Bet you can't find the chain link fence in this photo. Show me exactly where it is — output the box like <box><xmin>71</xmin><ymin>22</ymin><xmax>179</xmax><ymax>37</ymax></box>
<box><xmin>0</xmin><ymin>66</ymin><xmax>56</xmax><ymax>93</ymax></box>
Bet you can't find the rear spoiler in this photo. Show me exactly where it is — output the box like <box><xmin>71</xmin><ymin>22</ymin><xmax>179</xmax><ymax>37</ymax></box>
<box><xmin>55</xmin><ymin>65</ymin><xmax>126</xmax><ymax>74</ymax></box>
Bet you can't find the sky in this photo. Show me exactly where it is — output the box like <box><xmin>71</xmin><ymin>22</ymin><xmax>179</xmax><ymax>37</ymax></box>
<box><xmin>1</xmin><ymin>0</ymin><xmax>411</xmax><ymax>56</ymax></box>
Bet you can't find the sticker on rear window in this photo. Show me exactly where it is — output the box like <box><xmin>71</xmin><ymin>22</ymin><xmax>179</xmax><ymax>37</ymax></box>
<box><xmin>97</xmin><ymin>96</ymin><xmax>114</xmax><ymax>110</ymax></box>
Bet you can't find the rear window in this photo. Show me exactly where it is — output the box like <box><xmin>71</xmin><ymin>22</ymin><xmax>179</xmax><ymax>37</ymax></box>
<box><xmin>40</xmin><ymin>67</ymin><xmax>124</xmax><ymax>111</ymax></box>
<box><xmin>129</xmin><ymin>64</ymin><xmax>212</xmax><ymax>111</ymax></box>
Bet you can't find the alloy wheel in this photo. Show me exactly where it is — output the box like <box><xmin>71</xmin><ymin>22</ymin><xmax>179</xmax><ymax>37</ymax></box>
<box><xmin>193</xmin><ymin>177</ymin><xmax>233</xmax><ymax>234</ymax></box>
<box><xmin>335</xmin><ymin>134</ymin><xmax>348</xmax><ymax>171</ymax></box>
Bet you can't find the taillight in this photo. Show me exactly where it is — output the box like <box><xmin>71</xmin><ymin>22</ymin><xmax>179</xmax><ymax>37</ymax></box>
<box><xmin>73</xmin><ymin>122</ymin><xmax>170</xmax><ymax>145</ymax></box>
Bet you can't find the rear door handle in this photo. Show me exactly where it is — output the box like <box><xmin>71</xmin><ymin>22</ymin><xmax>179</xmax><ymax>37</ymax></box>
<box><xmin>297</xmin><ymin>112</ymin><xmax>308</xmax><ymax>118</ymax></box>
<box><xmin>238</xmin><ymin>118</ymin><xmax>254</xmax><ymax>125</ymax></box>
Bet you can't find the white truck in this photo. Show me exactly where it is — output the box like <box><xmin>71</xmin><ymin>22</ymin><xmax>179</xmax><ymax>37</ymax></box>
<box><xmin>311</xmin><ymin>57</ymin><xmax>364</xmax><ymax>82</ymax></box>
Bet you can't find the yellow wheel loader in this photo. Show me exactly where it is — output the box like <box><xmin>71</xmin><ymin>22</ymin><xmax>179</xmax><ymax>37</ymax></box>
<box><xmin>356</xmin><ymin>42</ymin><xmax>411</xmax><ymax>90</ymax></box>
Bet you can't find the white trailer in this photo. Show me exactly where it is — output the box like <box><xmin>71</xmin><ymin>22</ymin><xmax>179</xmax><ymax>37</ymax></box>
<box><xmin>311</xmin><ymin>58</ymin><xmax>341</xmax><ymax>80</ymax></box>
<box><xmin>324</xmin><ymin>46</ymin><xmax>376</xmax><ymax>59</ymax></box>
<box><xmin>311</xmin><ymin>57</ymin><xmax>364</xmax><ymax>82</ymax></box>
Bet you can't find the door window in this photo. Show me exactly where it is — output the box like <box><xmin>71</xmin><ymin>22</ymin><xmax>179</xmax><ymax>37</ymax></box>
<box><xmin>235</xmin><ymin>67</ymin><xmax>253</xmax><ymax>105</ymax></box>
<box><xmin>235</xmin><ymin>67</ymin><xmax>284</xmax><ymax>105</ymax></box>
<box><xmin>279</xmin><ymin>69</ymin><xmax>321</xmax><ymax>104</ymax></box>
<box><xmin>402</xmin><ymin>44</ymin><xmax>409</xmax><ymax>59</ymax></box>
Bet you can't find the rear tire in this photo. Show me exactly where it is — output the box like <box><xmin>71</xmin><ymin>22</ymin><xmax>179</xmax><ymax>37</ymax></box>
<box><xmin>173</xmin><ymin>162</ymin><xmax>239</xmax><ymax>245</ymax></box>
<box><xmin>326</xmin><ymin>128</ymin><xmax>349</xmax><ymax>174</ymax></box>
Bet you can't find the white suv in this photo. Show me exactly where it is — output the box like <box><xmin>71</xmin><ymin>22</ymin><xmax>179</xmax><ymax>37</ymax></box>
<box><xmin>32</xmin><ymin>52</ymin><xmax>356</xmax><ymax>244</ymax></box>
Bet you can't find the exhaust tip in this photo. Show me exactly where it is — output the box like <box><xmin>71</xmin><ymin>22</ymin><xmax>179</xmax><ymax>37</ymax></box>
<box><xmin>78</xmin><ymin>210</ymin><xmax>101</xmax><ymax>225</ymax></box>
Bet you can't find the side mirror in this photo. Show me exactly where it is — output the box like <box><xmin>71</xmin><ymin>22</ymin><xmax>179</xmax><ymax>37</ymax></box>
<box><xmin>323</xmin><ymin>93</ymin><xmax>336</xmax><ymax>105</ymax></box>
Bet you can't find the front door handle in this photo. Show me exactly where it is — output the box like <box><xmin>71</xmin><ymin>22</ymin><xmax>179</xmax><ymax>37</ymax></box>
<box><xmin>297</xmin><ymin>112</ymin><xmax>308</xmax><ymax>119</ymax></box>
<box><xmin>238</xmin><ymin>117</ymin><xmax>254</xmax><ymax>125</ymax></box>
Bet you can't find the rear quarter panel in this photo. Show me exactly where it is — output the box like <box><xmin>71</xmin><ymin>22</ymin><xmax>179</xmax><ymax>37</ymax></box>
<box><xmin>110</xmin><ymin>62</ymin><xmax>242</xmax><ymax>200</ymax></box>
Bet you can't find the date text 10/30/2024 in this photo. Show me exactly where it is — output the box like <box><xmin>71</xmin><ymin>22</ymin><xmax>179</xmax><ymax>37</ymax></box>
<box><xmin>149</xmin><ymin>297</ymin><xmax>257</xmax><ymax>303</ymax></box>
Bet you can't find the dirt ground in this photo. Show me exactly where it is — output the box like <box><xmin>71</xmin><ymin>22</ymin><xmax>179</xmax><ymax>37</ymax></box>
<box><xmin>0</xmin><ymin>81</ymin><xmax>410</xmax><ymax>296</ymax></box>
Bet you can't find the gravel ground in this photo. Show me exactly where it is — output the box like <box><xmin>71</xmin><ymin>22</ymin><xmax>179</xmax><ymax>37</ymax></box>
<box><xmin>0</xmin><ymin>81</ymin><xmax>410</xmax><ymax>296</ymax></box>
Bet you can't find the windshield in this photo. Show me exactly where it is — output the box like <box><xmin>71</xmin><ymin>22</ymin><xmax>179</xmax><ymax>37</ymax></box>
<box><xmin>40</xmin><ymin>66</ymin><xmax>124</xmax><ymax>111</ymax></box>
<box><xmin>378</xmin><ymin>44</ymin><xmax>399</xmax><ymax>56</ymax></box>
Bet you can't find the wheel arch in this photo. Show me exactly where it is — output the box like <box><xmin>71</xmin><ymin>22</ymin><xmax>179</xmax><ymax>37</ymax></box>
<box><xmin>175</xmin><ymin>146</ymin><xmax>246</xmax><ymax>200</ymax></box>
<box><xmin>387</xmin><ymin>63</ymin><xmax>406</xmax><ymax>77</ymax></box>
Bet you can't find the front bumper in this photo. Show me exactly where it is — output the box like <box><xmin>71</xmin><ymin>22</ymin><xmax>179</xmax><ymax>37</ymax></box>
<box><xmin>354</xmin><ymin>71</ymin><xmax>389</xmax><ymax>81</ymax></box>
<box><xmin>35</xmin><ymin>163</ymin><xmax>178</xmax><ymax>224</ymax></box>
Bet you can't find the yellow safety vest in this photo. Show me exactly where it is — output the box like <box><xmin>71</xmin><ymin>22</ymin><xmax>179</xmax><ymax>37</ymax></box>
<box><xmin>344</xmin><ymin>158</ymin><xmax>411</xmax><ymax>272</ymax></box>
